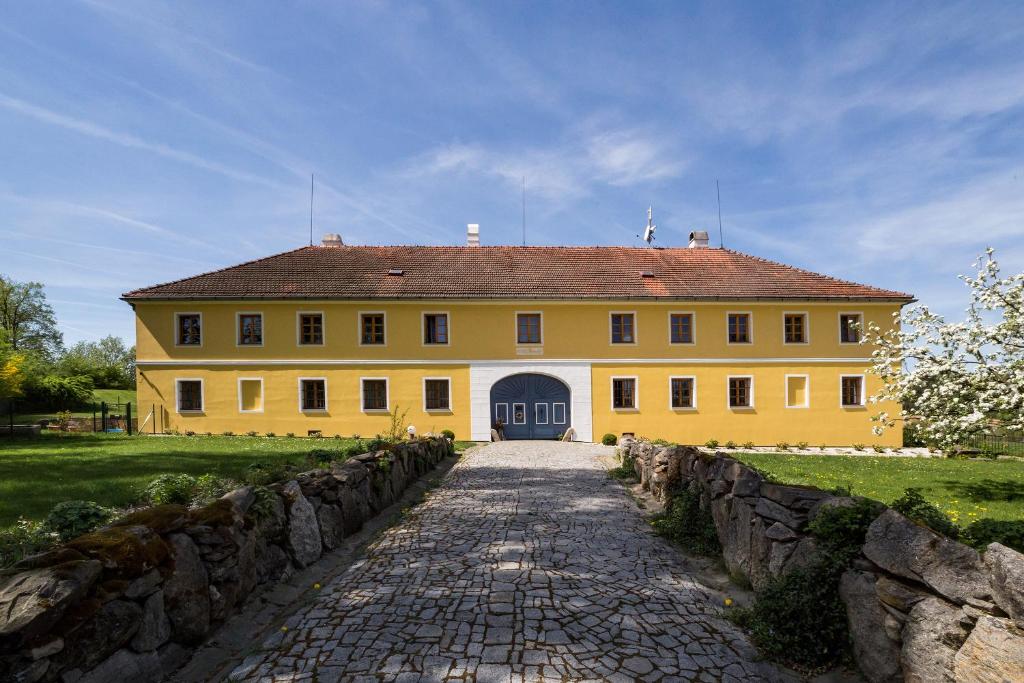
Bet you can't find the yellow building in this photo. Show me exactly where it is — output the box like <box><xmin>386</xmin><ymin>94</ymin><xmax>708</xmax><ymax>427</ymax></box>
<box><xmin>123</xmin><ymin>231</ymin><xmax>912</xmax><ymax>445</ymax></box>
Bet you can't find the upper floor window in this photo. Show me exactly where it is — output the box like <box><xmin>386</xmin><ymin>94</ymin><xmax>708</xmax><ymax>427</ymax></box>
<box><xmin>840</xmin><ymin>313</ymin><xmax>863</xmax><ymax>344</ymax></box>
<box><xmin>728</xmin><ymin>313</ymin><xmax>751</xmax><ymax>344</ymax></box>
<box><xmin>176</xmin><ymin>313</ymin><xmax>202</xmax><ymax>346</ymax></box>
<box><xmin>612</xmin><ymin>377</ymin><xmax>637</xmax><ymax>409</ymax></box>
<box><xmin>361</xmin><ymin>313</ymin><xmax>385</xmax><ymax>345</ymax></box>
<box><xmin>299</xmin><ymin>313</ymin><xmax>324</xmax><ymax>345</ymax></box>
<box><xmin>669</xmin><ymin>313</ymin><xmax>694</xmax><ymax>344</ymax></box>
<box><xmin>361</xmin><ymin>378</ymin><xmax>388</xmax><ymax>411</ymax></box>
<box><xmin>424</xmin><ymin>313</ymin><xmax>449</xmax><ymax>345</ymax></box>
<box><xmin>841</xmin><ymin>376</ymin><xmax>864</xmax><ymax>407</ymax></box>
<box><xmin>517</xmin><ymin>313</ymin><xmax>542</xmax><ymax>344</ymax></box>
<box><xmin>610</xmin><ymin>313</ymin><xmax>636</xmax><ymax>344</ymax></box>
<box><xmin>784</xmin><ymin>313</ymin><xmax>807</xmax><ymax>344</ymax></box>
<box><xmin>670</xmin><ymin>377</ymin><xmax>695</xmax><ymax>409</ymax></box>
<box><xmin>424</xmin><ymin>378</ymin><xmax>451</xmax><ymax>411</ymax></box>
<box><xmin>238</xmin><ymin>313</ymin><xmax>263</xmax><ymax>346</ymax></box>
<box><xmin>728</xmin><ymin>376</ymin><xmax>753</xmax><ymax>408</ymax></box>
<box><xmin>300</xmin><ymin>378</ymin><xmax>327</xmax><ymax>411</ymax></box>
<box><xmin>176</xmin><ymin>379</ymin><xmax>203</xmax><ymax>412</ymax></box>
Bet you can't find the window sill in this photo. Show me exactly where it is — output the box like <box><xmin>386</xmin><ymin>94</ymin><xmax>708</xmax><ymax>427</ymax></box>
<box><xmin>177</xmin><ymin>410</ymin><xmax>205</xmax><ymax>415</ymax></box>
<box><xmin>729</xmin><ymin>406</ymin><xmax>755</xmax><ymax>411</ymax></box>
<box><xmin>239</xmin><ymin>410</ymin><xmax>265</xmax><ymax>414</ymax></box>
<box><xmin>425</xmin><ymin>409</ymin><xmax>453</xmax><ymax>414</ymax></box>
<box><xmin>841</xmin><ymin>405</ymin><xmax>867</xmax><ymax>410</ymax></box>
<box><xmin>300</xmin><ymin>409</ymin><xmax>328</xmax><ymax>414</ymax></box>
<box><xmin>362</xmin><ymin>409</ymin><xmax>390</xmax><ymax>414</ymax></box>
<box><xmin>669</xmin><ymin>341</ymin><xmax>696</xmax><ymax>346</ymax></box>
<box><xmin>785</xmin><ymin>405</ymin><xmax>810</xmax><ymax>409</ymax></box>
<box><xmin>612</xmin><ymin>407</ymin><xmax>639</xmax><ymax>412</ymax></box>
<box><xmin>671</xmin><ymin>407</ymin><xmax>697</xmax><ymax>412</ymax></box>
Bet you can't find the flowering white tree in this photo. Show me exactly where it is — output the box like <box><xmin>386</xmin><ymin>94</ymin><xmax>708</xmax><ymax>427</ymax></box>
<box><xmin>864</xmin><ymin>249</ymin><xmax>1024</xmax><ymax>449</ymax></box>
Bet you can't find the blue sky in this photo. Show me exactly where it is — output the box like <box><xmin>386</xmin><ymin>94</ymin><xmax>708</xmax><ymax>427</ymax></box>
<box><xmin>2</xmin><ymin>1</ymin><xmax>1023</xmax><ymax>345</ymax></box>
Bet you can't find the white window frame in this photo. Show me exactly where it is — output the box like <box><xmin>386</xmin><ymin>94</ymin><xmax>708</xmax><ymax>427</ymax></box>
<box><xmin>839</xmin><ymin>312</ymin><xmax>864</xmax><ymax>345</ymax></box>
<box><xmin>534</xmin><ymin>402</ymin><xmax>549</xmax><ymax>425</ymax></box>
<box><xmin>360</xmin><ymin>376</ymin><xmax>390</xmax><ymax>413</ymax></box>
<box><xmin>727</xmin><ymin>375</ymin><xmax>755</xmax><ymax>410</ymax></box>
<box><xmin>668</xmin><ymin>311</ymin><xmax>696</xmax><ymax>345</ymax></box>
<box><xmin>237</xmin><ymin>377</ymin><xmax>264</xmax><ymax>414</ymax></box>
<box><xmin>173</xmin><ymin>312</ymin><xmax>203</xmax><ymax>348</ymax></box>
<box><xmin>726</xmin><ymin>311</ymin><xmax>753</xmax><ymax>345</ymax></box>
<box><xmin>784</xmin><ymin>374</ymin><xmax>810</xmax><ymax>409</ymax></box>
<box><xmin>175</xmin><ymin>378</ymin><xmax>205</xmax><ymax>414</ymax></box>
<box><xmin>552</xmin><ymin>402</ymin><xmax>566</xmax><ymax>425</ymax></box>
<box><xmin>668</xmin><ymin>375</ymin><xmax>697</xmax><ymax>410</ymax></box>
<box><xmin>296</xmin><ymin>311</ymin><xmax>325</xmax><ymax>347</ymax></box>
<box><xmin>358</xmin><ymin>311</ymin><xmax>387</xmax><ymax>347</ymax></box>
<box><xmin>511</xmin><ymin>402</ymin><xmax>527</xmax><ymax>425</ymax></box>
<box><xmin>782</xmin><ymin>311</ymin><xmax>810</xmax><ymax>345</ymax></box>
<box><xmin>514</xmin><ymin>311</ymin><xmax>544</xmax><ymax>346</ymax></box>
<box><xmin>610</xmin><ymin>375</ymin><xmax>639</xmax><ymax>411</ymax></box>
<box><xmin>422</xmin><ymin>311</ymin><xmax>451</xmax><ymax>346</ymax></box>
<box><xmin>235</xmin><ymin>311</ymin><xmax>264</xmax><ymax>347</ymax></box>
<box><xmin>494</xmin><ymin>402</ymin><xmax>509</xmax><ymax>425</ymax></box>
<box><xmin>839</xmin><ymin>374</ymin><xmax>866</xmax><ymax>408</ymax></box>
<box><xmin>422</xmin><ymin>376</ymin><xmax>452</xmax><ymax>412</ymax></box>
<box><xmin>297</xmin><ymin>377</ymin><xmax>328</xmax><ymax>413</ymax></box>
<box><xmin>609</xmin><ymin>311</ymin><xmax>638</xmax><ymax>345</ymax></box>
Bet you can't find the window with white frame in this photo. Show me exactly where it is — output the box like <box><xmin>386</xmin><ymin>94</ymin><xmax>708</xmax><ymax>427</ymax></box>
<box><xmin>785</xmin><ymin>375</ymin><xmax>809</xmax><ymax>408</ymax></box>
<box><xmin>840</xmin><ymin>313</ymin><xmax>863</xmax><ymax>344</ymax></box>
<box><xmin>300</xmin><ymin>379</ymin><xmax>326</xmax><ymax>411</ymax></box>
<box><xmin>552</xmin><ymin>402</ymin><xmax>566</xmax><ymax>425</ymax></box>
<box><xmin>612</xmin><ymin>377</ymin><xmax>637</xmax><ymax>409</ymax></box>
<box><xmin>841</xmin><ymin>376</ymin><xmax>864</xmax><ymax>406</ymax></box>
<box><xmin>362</xmin><ymin>379</ymin><xmax>388</xmax><ymax>411</ymax></box>
<box><xmin>670</xmin><ymin>377</ymin><xmax>695</xmax><ymax>409</ymax></box>
<box><xmin>610</xmin><ymin>313</ymin><xmax>635</xmax><ymax>344</ymax></box>
<box><xmin>177</xmin><ymin>379</ymin><xmax>203</xmax><ymax>412</ymax></box>
<box><xmin>728</xmin><ymin>376</ymin><xmax>753</xmax><ymax>408</ymax></box>
<box><xmin>238</xmin><ymin>313</ymin><xmax>263</xmax><ymax>345</ymax></box>
<box><xmin>424</xmin><ymin>378</ymin><xmax>451</xmax><ymax>411</ymax></box>
<box><xmin>238</xmin><ymin>378</ymin><xmax>263</xmax><ymax>412</ymax></box>
<box><xmin>728</xmin><ymin>313</ymin><xmax>751</xmax><ymax>344</ymax></box>
<box><xmin>535</xmin><ymin>403</ymin><xmax>548</xmax><ymax>424</ymax></box>
<box><xmin>669</xmin><ymin>313</ymin><xmax>694</xmax><ymax>344</ymax></box>
<box><xmin>784</xmin><ymin>313</ymin><xmax>807</xmax><ymax>344</ymax></box>
<box><xmin>516</xmin><ymin>313</ymin><xmax>542</xmax><ymax>344</ymax></box>
<box><xmin>494</xmin><ymin>403</ymin><xmax>509</xmax><ymax>425</ymax></box>
<box><xmin>361</xmin><ymin>313</ymin><xmax>385</xmax><ymax>345</ymax></box>
<box><xmin>423</xmin><ymin>313</ymin><xmax>449</xmax><ymax>344</ymax></box>
<box><xmin>176</xmin><ymin>313</ymin><xmax>201</xmax><ymax>346</ymax></box>
<box><xmin>299</xmin><ymin>313</ymin><xmax>324</xmax><ymax>345</ymax></box>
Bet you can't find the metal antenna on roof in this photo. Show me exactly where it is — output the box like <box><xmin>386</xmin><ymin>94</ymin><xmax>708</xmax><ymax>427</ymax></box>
<box><xmin>522</xmin><ymin>176</ymin><xmax>526</xmax><ymax>246</ymax></box>
<box><xmin>638</xmin><ymin>205</ymin><xmax>656</xmax><ymax>246</ymax></box>
<box><xmin>716</xmin><ymin>179</ymin><xmax>724</xmax><ymax>248</ymax></box>
<box><xmin>309</xmin><ymin>174</ymin><xmax>314</xmax><ymax>246</ymax></box>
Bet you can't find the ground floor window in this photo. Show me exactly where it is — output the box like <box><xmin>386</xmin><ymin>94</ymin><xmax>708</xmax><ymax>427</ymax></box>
<box><xmin>728</xmin><ymin>376</ymin><xmax>753</xmax><ymax>408</ymax></box>
<box><xmin>494</xmin><ymin>403</ymin><xmax>509</xmax><ymax>425</ymax></box>
<box><xmin>176</xmin><ymin>379</ymin><xmax>203</xmax><ymax>412</ymax></box>
<box><xmin>670</xmin><ymin>377</ymin><xmax>695</xmax><ymax>409</ymax></box>
<box><xmin>552</xmin><ymin>402</ymin><xmax>566</xmax><ymax>424</ymax></box>
<box><xmin>238</xmin><ymin>378</ymin><xmax>263</xmax><ymax>412</ymax></box>
<box><xmin>362</xmin><ymin>378</ymin><xmax>388</xmax><ymax>411</ymax></box>
<box><xmin>300</xmin><ymin>378</ymin><xmax>327</xmax><ymax>411</ymax></box>
<box><xmin>424</xmin><ymin>378</ymin><xmax>451</xmax><ymax>411</ymax></box>
<box><xmin>512</xmin><ymin>402</ymin><xmax>526</xmax><ymax>424</ymax></box>
<box><xmin>841</xmin><ymin>376</ymin><xmax>864</xmax><ymax>406</ymax></box>
<box><xmin>612</xmin><ymin>377</ymin><xmax>637</xmax><ymax>409</ymax></box>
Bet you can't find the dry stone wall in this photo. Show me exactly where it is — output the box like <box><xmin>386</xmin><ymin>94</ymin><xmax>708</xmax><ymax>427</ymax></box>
<box><xmin>619</xmin><ymin>437</ymin><xmax>1024</xmax><ymax>683</ymax></box>
<box><xmin>0</xmin><ymin>437</ymin><xmax>454</xmax><ymax>683</ymax></box>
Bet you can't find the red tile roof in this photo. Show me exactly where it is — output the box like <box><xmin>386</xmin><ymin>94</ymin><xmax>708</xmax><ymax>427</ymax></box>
<box><xmin>121</xmin><ymin>245</ymin><xmax>913</xmax><ymax>302</ymax></box>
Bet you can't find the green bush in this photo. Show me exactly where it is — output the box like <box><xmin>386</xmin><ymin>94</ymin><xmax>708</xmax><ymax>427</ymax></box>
<box><xmin>808</xmin><ymin>499</ymin><xmax>883</xmax><ymax>558</ymax></box>
<box><xmin>246</xmin><ymin>486</ymin><xmax>278</xmax><ymax>524</ymax></box>
<box><xmin>724</xmin><ymin>440</ymin><xmax>737</xmax><ymax>449</ymax></box>
<box><xmin>601</xmin><ymin>433</ymin><xmax>618</xmax><ymax>446</ymax></box>
<box><xmin>705</xmin><ymin>439</ymin><xmax>719</xmax><ymax>448</ymax></box>
<box><xmin>852</xmin><ymin>443</ymin><xmax>865</xmax><ymax>451</ymax></box>
<box><xmin>795</xmin><ymin>441</ymin><xmax>809</xmax><ymax>450</ymax></box>
<box><xmin>776</xmin><ymin>441</ymin><xmax>790</xmax><ymax>451</ymax></box>
<box><xmin>246</xmin><ymin>430</ymin><xmax>258</xmax><ymax>437</ymax></box>
<box><xmin>743</xmin><ymin>440</ymin><xmax>755</xmax><ymax>449</ymax></box>
<box><xmin>143</xmin><ymin>474</ymin><xmax>197</xmax><ymax>505</ymax></box>
<box><xmin>0</xmin><ymin>518</ymin><xmax>58</xmax><ymax>568</ymax></box>
<box><xmin>890</xmin><ymin>488</ymin><xmax>960</xmax><ymax>539</ymax></box>
<box><xmin>43</xmin><ymin>500</ymin><xmax>113</xmax><ymax>542</ymax></box>
<box><xmin>607</xmin><ymin>454</ymin><xmax>637</xmax><ymax>480</ymax></box>
<box><xmin>193</xmin><ymin>474</ymin><xmax>235</xmax><ymax>506</ymax></box>
<box><xmin>344</xmin><ymin>440</ymin><xmax>368</xmax><ymax>458</ymax></box>
<box><xmin>963</xmin><ymin>519</ymin><xmax>1024</xmax><ymax>554</ymax></box>
<box><xmin>243</xmin><ymin>462</ymin><xmax>290</xmax><ymax>486</ymax></box>
<box><xmin>307</xmin><ymin>448</ymin><xmax>345</xmax><ymax>467</ymax></box>
<box><xmin>265</xmin><ymin>432</ymin><xmax>276</xmax><ymax>438</ymax></box>
<box><xmin>651</xmin><ymin>487</ymin><xmax>721</xmax><ymax>556</ymax></box>
<box><xmin>441</xmin><ymin>429</ymin><xmax>455</xmax><ymax>440</ymax></box>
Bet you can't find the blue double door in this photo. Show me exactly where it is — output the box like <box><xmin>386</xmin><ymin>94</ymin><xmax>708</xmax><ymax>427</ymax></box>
<box><xmin>490</xmin><ymin>373</ymin><xmax>571</xmax><ymax>440</ymax></box>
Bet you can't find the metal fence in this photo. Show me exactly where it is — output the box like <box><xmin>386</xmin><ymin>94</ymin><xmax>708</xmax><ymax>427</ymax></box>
<box><xmin>962</xmin><ymin>432</ymin><xmax>1024</xmax><ymax>456</ymax></box>
<box><xmin>3</xmin><ymin>401</ymin><xmax>136</xmax><ymax>436</ymax></box>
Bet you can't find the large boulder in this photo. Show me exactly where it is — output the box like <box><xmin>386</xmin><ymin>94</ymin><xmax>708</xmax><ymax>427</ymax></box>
<box><xmin>0</xmin><ymin>560</ymin><xmax>101</xmax><ymax>646</ymax></box>
<box><xmin>984</xmin><ymin>543</ymin><xmax>1024</xmax><ymax>624</ymax></box>
<box><xmin>162</xmin><ymin>533</ymin><xmax>210</xmax><ymax>644</ymax></box>
<box><xmin>130</xmin><ymin>590</ymin><xmax>170</xmax><ymax>652</ymax></box>
<box><xmin>901</xmin><ymin>596</ymin><xmax>969</xmax><ymax>682</ymax></box>
<box><xmin>282</xmin><ymin>480</ymin><xmax>322</xmax><ymax>567</ymax></box>
<box><xmin>863</xmin><ymin>509</ymin><xmax>990</xmax><ymax>605</ymax></box>
<box><xmin>317</xmin><ymin>504</ymin><xmax>347</xmax><ymax>550</ymax></box>
<box><xmin>839</xmin><ymin>570</ymin><xmax>902</xmax><ymax>683</ymax></box>
<box><xmin>953</xmin><ymin>615</ymin><xmax>1024</xmax><ymax>682</ymax></box>
<box><xmin>57</xmin><ymin>599</ymin><xmax>142</xmax><ymax>671</ymax></box>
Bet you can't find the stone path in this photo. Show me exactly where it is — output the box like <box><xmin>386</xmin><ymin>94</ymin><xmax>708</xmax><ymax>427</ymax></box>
<box><xmin>229</xmin><ymin>441</ymin><xmax>787</xmax><ymax>682</ymax></box>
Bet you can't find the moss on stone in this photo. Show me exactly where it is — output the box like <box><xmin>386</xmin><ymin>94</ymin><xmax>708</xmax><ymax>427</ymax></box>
<box><xmin>111</xmin><ymin>505</ymin><xmax>189</xmax><ymax>534</ymax></box>
<box><xmin>67</xmin><ymin>526</ymin><xmax>170</xmax><ymax>578</ymax></box>
<box><xmin>188</xmin><ymin>499</ymin><xmax>237</xmax><ymax>528</ymax></box>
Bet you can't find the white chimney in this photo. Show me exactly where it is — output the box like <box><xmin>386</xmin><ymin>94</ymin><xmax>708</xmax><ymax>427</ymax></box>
<box><xmin>321</xmin><ymin>233</ymin><xmax>344</xmax><ymax>247</ymax></box>
<box><xmin>687</xmin><ymin>230</ymin><xmax>709</xmax><ymax>249</ymax></box>
<box><xmin>466</xmin><ymin>223</ymin><xmax>480</xmax><ymax>247</ymax></box>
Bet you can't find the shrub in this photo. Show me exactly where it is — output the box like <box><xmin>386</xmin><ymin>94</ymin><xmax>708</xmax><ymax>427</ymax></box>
<box><xmin>441</xmin><ymin>429</ymin><xmax>455</xmax><ymax>440</ymax></box>
<box><xmin>742</xmin><ymin>440</ymin><xmax>755</xmax><ymax>449</ymax></box>
<box><xmin>204</xmin><ymin>431</ymin><xmax>212</xmax><ymax>437</ymax></box>
<box><xmin>704</xmin><ymin>438</ymin><xmax>719</xmax><ymax>449</ymax></box>
<box><xmin>601</xmin><ymin>433</ymin><xmax>618</xmax><ymax>446</ymax></box>
<box><xmin>246</xmin><ymin>486</ymin><xmax>278</xmax><ymax>524</ymax></box>
<box><xmin>607</xmin><ymin>454</ymin><xmax>636</xmax><ymax>480</ymax></box>
<box><xmin>265</xmin><ymin>432</ymin><xmax>276</xmax><ymax>438</ymax></box>
<box><xmin>184</xmin><ymin>430</ymin><xmax>196</xmax><ymax>437</ymax></box>
<box><xmin>651</xmin><ymin>487</ymin><xmax>721</xmax><ymax>556</ymax></box>
<box><xmin>344</xmin><ymin>440</ymin><xmax>368</xmax><ymax>458</ymax></box>
<box><xmin>724</xmin><ymin>440</ymin><xmax>737</xmax><ymax>449</ymax></box>
<box><xmin>193</xmin><ymin>474</ymin><xmax>235</xmax><ymax>506</ymax></box>
<box><xmin>44</xmin><ymin>500</ymin><xmax>113</xmax><ymax>542</ymax></box>
<box><xmin>0</xmin><ymin>519</ymin><xmax>58</xmax><ymax>568</ymax></box>
<box><xmin>808</xmin><ymin>499</ymin><xmax>883</xmax><ymax>556</ymax></box>
<box><xmin>246</xmin><ymin>430</ymin><xmax>258</xmax><ymax>437</ymax></box>
<box><xmin>55</xmin><ymin>410</ymin><xmax>73</xmax><ymax>429</ymax></box>
<box><xmin>286</xmin><ymin>432</ymin><xmax>296</xmax><ymax>438</ymax></box>
<box><xmin>243</xmin><ymin>462</ymin><xmax>290</xmax><ymax>486</ymax></box>
<box><xmin>963</xmin><ymin>519</ymin><xmax>1024</xmax><ymax>554</ymax></box>
<box><xmin>143</xmin><ymin>474</ymin><xmax>197</xmax><ymax>505</ymax></box>
<box><xmin>852</xmin><ymin>443</ymin><xmax>865</xmax><ymax>451</ymax></box>
<box><xmin>307</xmin><ymin>448</ymin><xmax>344</xmax><ymax>467</ymax></box>
<box><xmin>890</xmin><ymin>488</ymin><xmax>960</xmax><ymax>539</ymax></box>
<box><xmin>819</xmin><ymin>443</ymin><xmax>827</xmax><ymax>450</ymax></box>
<box><xmin>795</xmin><ymin>441</ymin><xmax>809</xmax><ymax>450</ymax></box>
<box><xmin>386</xmin><ymin>405</ymin><xmax>410</xmax><ymax>442</ymax></box>
<box><xmin>366</xmin><ymin>435</ymin><xmax>392</xmax><ymax>452</ymax></box>
<box><xmin>872</xmin><ymin>445</ymin><xmax>886</xmax><ymax>453</ymax></box>
<box><xmin>776</xmin><ymin>441</ymin><xmax>789</xmax><ymax>451</ymax></box>
<box><xmin>222</xmin><ymin>431</ymin><xmax>234</xmax><ymax>437</ymax></box>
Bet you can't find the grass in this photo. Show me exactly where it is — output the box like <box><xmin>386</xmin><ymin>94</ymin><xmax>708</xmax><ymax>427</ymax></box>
<box><xmin>0</xmin><ymin>432</ymin><xmax>474</xmax><ymax>527</ymax></box>
<box><xmin>11</xmin><ymin>388</ymin><xmax>138</xmax><ymax>423</ymax></box>
<box><xmin>736</xmin><ymin>452</ymin><xmax>1024</xmax><ymax>523</ymax></box>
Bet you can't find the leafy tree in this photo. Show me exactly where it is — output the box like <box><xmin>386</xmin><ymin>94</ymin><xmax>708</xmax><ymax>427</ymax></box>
<box><xmin>0</xmin><ymin>336</ymin><xmax>25</xmax><ymax>400</ymax></box>
<box><xmin>0</xmin><ymin>276</ymin><xmax>63</xmax><ymax>359</ymax></box>
<box><xmin>865</xmin><ymin>249</ymin><xmax>1024</xmax><ymax>449</ymax></box>
<box><xmin>58</xmin><ymin>336</ymin><xmax>136</xmax><ymax>388</ymax></box>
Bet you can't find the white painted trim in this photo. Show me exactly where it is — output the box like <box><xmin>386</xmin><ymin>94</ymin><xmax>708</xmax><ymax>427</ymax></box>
<box><xmin>422</xmin><ymin>376</ymin><xmax>452</xmax><ymax>412</ymax></box>
<box><xmin>175</xmin><ymin>377</ymin><xmax>205</xmax><ymax>414</ymax></box>
<box><xmin>511</xmin><ymin>402</ymin><xmax>526</xmax><ymax>425</ymax></box>
<box><xmin>173</xmin><ymin>312</ymin><xmax>203</xmax><ymax>348</ymax></box>
<box><xmin>782</xmin><ymin>311</ymin><xmax>810</xmax><ymax>345</ymax></box>
<box><xmin>784</xmin><ymin>373</ymin><xmax>810</xmax><ymax>409</ymax></box>
<box><xmin>297</xmin><ymin>377</ymin><xmax>328</xmax><ymax>413</ymax></box>
<box><xmin>668</xmin><ymin>311</ymin><xmax>696</xmax><ymax>345</ymax></box>
<box><xmin>727</xmin><ymin>374</ymin><xmax>755</xmax><ymax>409</ymax></box>
<box><xmin>138</xmin><ymin>356</ymin><xmax>877</xmax><ymax>367</ymax></box>
<box><xmin>422</xmin><ymin>311</ymin><xmax>451</xmax><ymax>346</ymax></box>
<box><xmin>839</xmin><ymin>374</ymin><xmax>866</xmax><ymax>408</ymax></box>
<box><xmin>360</xmin><ymin>376</ymin><xmax>390</xmax><ymax>412</ymax></box>
<box><xmin>668</xmin><ymin>375</ymin><xmax>697</xmax><ymax>410</ymax></box>
<box><xmin>494</xmin><ymin>402</ymin><xmax>509</xmax><ymax>425</ymax></box>
<box><xmin>552</xmin><ymin>402</ymin><xmax>566</xmax><ymax>425</ymax></box>
<box><xmin>726</xmin><ymin>311</ymin><xmax>753</xmax><ymax>345</ymax></box>
<box><xmin>534</xmin><ymin>402</ymin><xmax>549</xmax><ymax>425</ymax></box>
<box><xmin>235</xmin><ymin>311</ymin><xmax>264</xmax><ymax>347</ymax></box>
<box><xmin>609</xmin><ymin>311</ymin><xmax>638</xmax><ymax>345</ymax></box>
<box><xmin>296</xmin><ymin>311</ymin><xmax>325</xmax><ymax>347</ymax></box>
<box><xmin>839</xmin><ymin>311</ymin><xmax>864</xmax><ymax>345</ymax></box>
<box><xmin>237</xmin><ymin>377</ymin><xmax>264</xmax><ymax>413</ymax></box>
<box><xmin>610</xmin><ymin>375</ymin><xmax>639</xmax><ymax>411</ymax></box>
<box><xmin>514</xmin><ymin>311</ymin><xmax>543</xmax><ymax>345</ymax></box>
<box><xmin>469</xmin><ymin>361</ymin><xmax>592</xmax><ymax>442</ymax></box>
<box><xmin>358</xmin><ymin>311</ymin><xmax>387</xmax><ymax>347</ymax></box>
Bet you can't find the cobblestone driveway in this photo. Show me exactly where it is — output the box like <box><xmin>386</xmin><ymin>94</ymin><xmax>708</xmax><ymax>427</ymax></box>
<box><xmin>229</xmin><ymin>441</ymin><xmax>786</xmax><ymax>682</ymax></box>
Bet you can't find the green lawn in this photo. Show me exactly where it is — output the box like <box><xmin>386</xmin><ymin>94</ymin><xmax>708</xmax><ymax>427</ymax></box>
<box><xmin>736</xmin><ymin>452</ymin><xmax>1024</xmax><ymax>523</ymax></box>
<box><xmin>12</xmin><ymin>388</ymin><xmax>138</xmax><ymax>423</ymax></box>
